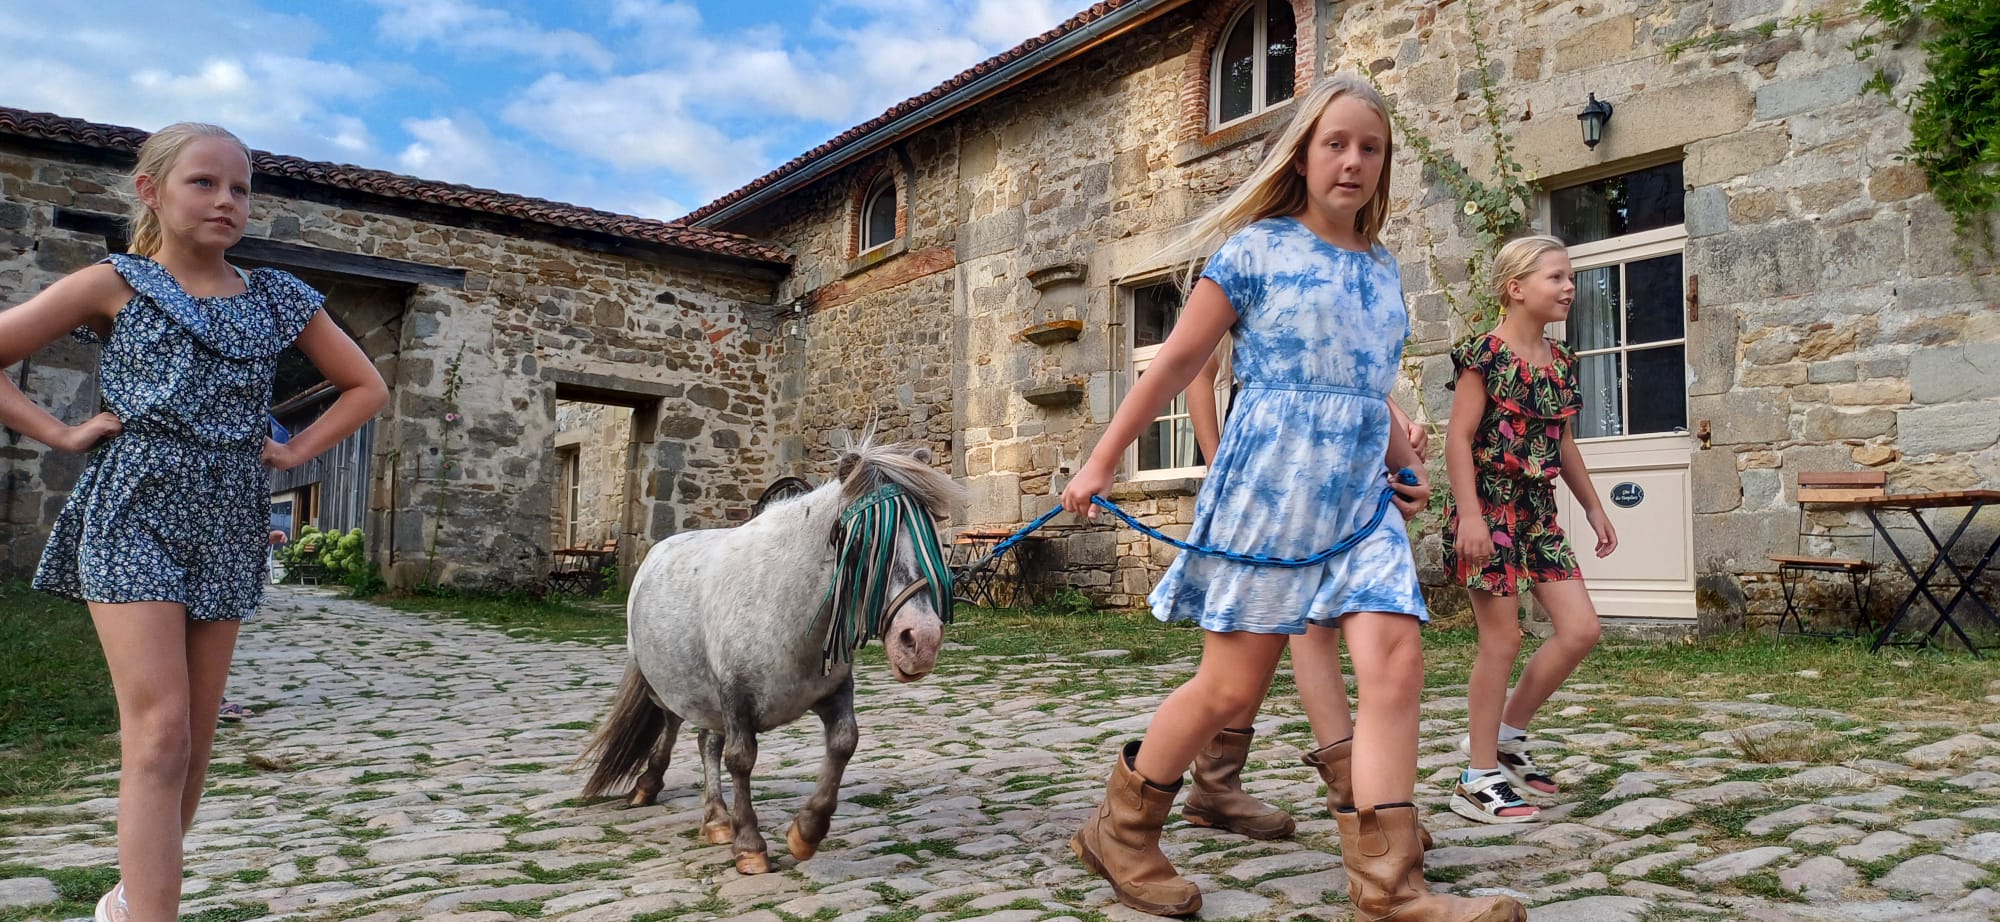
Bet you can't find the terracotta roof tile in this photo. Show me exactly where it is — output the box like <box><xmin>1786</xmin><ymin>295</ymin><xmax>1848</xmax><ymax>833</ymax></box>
<box><xmin>681</xmin><ymin>0</ymin><xmax>1155</xmax><ymax>225</ymax></box>
<box><xmin>0</xmin><ymin>106</ymin><xmax>789</xmax><ymax>266</ymax></box>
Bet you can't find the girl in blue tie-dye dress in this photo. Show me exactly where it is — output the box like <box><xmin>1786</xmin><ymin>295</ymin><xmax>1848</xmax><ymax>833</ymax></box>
<box><xmin>1059</xmin><ymin>77</ymin><xmax>1523</xmax><ymax>922</ymax></box>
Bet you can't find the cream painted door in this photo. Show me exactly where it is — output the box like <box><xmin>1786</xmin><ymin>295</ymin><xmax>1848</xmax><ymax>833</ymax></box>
<box><xmin>1554</xmin><ymin>223</ymin><xmax>1696</xmax><ymax>619</ymax></box>
<box><xmin>1556</xmin><ymin>434</ymin><xmax>1697</xmax><ymax>618</ymax></box>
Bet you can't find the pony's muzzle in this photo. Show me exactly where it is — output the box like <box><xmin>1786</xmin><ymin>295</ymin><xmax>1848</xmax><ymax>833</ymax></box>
<box><xmin>887</xmin><ymin>614</ymin><xmax>943</xmax><ymax>682</ymax></box>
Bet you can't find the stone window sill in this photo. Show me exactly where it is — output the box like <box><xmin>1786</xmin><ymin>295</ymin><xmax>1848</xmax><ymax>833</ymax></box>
<box><xmin>1171</xmin><ymin>104</ymin><xmax>1293</xmax><ymax>168</ymax></box>
<box><xmin>844</xmin><ymin>238</ymin><xmax>908</xmax><ymax>278</ymax></box>
<box><xmin>1107</xmin><ymin>476</ymin><xmax>1203</xmax><ymax>500</ymax></box>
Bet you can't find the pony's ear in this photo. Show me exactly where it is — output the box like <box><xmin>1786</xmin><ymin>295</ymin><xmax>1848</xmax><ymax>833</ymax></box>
<box><xmin>910</xmin><ymin>446</ymin><xmax>933</xmax><ymax>465</ymax></box>
<box><xmin>836</xmin><ymin>450</ymin><xmax>862</xmax><ymax>484</ymax></box>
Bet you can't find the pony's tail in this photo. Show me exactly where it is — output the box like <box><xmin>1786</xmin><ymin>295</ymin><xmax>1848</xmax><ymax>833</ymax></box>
<box><xmin>578</xmin><ymin>661</ymin><xmax>666</xmax><ymax>798</ymax></box>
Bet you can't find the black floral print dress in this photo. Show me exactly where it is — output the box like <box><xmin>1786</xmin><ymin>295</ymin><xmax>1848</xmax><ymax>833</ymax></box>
<box><xmin>1441</xmin><ymin>333</ymin><xmax>1585</xmax><ymax>596</ymax></box>
<box><xmin>34</xmin><ymin>255</ymin><xmax>323</xmax><ymax>621</ymax></box>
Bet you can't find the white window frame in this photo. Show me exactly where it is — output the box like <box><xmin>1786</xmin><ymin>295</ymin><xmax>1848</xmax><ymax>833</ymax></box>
<box><xmin>1121</xmin><ymin>278</ymin><xmax>1232</xmax><ymax>481</ymax></box>
<box><xmin>859</xmin><ymin>173</ymin><xmax>898</xmax><ymax>254</ymax></box>
<box><xmin>1539</xmin><ymin>207</ymin><xmax>1690</xmax><ymax>444</ymax></box>
<box><xmin>1210</xmin><ymin>0</ymin><xmax>1297</xmax><ymax>131</ymax></box>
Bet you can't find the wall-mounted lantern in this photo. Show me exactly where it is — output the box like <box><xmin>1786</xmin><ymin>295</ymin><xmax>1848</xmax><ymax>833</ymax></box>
<box><xmin>1578</xmin><ymin>93</ymin><xmax>1614</xmax><ymax>150</ymax></box>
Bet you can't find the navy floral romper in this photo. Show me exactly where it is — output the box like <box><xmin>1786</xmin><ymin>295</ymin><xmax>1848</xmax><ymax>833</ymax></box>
<box><xmin>33</xmin><ymin>255</ymin><xmax>323</xmax><ymax>621</ymax></box>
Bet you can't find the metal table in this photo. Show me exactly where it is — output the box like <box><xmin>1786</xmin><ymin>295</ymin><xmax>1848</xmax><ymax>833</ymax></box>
<box><xmin>1858</xmin><ymin>490</ymin><xmax>2000</xmax><ymax>656</ymax></box>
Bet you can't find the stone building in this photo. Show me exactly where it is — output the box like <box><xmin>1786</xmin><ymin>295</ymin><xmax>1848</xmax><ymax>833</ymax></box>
<box><xmin>0</xmin><ymin>107</ymin><xmax>793</xmax><ymax>589</ymax></box>
<box><xmin>691</xmin><ymin>0</ymin><xmax>1998</xmax><ymax>629</ymax></box>
<box><xmin>4</xmin><ymin>0</ymin><xmax>1994</xmax><ymax>631</ymax></box>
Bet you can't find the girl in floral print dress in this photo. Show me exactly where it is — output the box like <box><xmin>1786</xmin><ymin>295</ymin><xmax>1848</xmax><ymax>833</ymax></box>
<box><xmin>1</xmin><ymin>123</ymin><xmax>387</xmax><ymax>922</ymax></box>
<box><xmin>1442</xmin><ymin>235</ymin><xmax>1618</xmax><ymax>824</ymax></box>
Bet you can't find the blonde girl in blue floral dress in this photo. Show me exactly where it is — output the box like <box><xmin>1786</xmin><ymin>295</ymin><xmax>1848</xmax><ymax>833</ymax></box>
<box><xmin>1</xmin><ymin>123</ymin><xmax>387</xmax><ymax>922</ymax></box>
<box><xmin>1058</xmin><ymin>77</ymin><xmax>1523</xmax><ymax>922</ymax></box>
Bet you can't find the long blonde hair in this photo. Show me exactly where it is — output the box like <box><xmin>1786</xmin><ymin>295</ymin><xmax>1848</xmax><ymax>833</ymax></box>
<box><xmin>128</xmin><ymin>122</ymin><xmax>251</xmax><ymax>258</ymax></box>
<box><xmin>1491</xmin><ymin>234</ymin><xmax>1569</xmax><ymax>308</ymax></box>
<box><xmin>1154</xmin><ymin>74</ymin><xmax>1395</xmax><ymax>270</ymax></box>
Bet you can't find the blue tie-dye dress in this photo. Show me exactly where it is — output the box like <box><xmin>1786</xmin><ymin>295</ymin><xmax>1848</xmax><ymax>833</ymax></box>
<box><xmin>1149</xmin><ymin>216</ymin><xmax>1428</xmax><ymax>633</ymax></box>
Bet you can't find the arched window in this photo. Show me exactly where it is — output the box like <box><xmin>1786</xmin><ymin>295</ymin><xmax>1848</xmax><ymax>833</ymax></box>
<box><xmin>1212</xmin><ymin>0</ymin><xmax>1297</xmax><ymax>129</ymax></box>
<box><xmin>860</xmin><ymin>173</ymin><xmax>898</xmax><ymax>253</ymax></box>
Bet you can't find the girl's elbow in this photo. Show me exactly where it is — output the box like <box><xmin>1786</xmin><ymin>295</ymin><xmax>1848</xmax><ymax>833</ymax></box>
<box><xmin>352</xmin><ymin>378</ymin><xmax>390</xmax><ymax>415</ymax></box>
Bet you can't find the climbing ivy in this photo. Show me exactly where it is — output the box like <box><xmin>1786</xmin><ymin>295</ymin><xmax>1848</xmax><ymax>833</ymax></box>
<box><xmin>1369</xmin><ymin>0</ymin><xmax>1534</xmax><ymax>341</ymax></box>
<box><xmin>1862</xmin><ymin>0</ymin><xmax>1999</xmax><ymax>251</ymax></box>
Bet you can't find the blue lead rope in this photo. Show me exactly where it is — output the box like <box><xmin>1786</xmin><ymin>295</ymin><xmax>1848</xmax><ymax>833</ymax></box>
<box><xmin>975</xmin><ymin>468</ymin><xmax>1420</xmax><ymax>571</ymax></box>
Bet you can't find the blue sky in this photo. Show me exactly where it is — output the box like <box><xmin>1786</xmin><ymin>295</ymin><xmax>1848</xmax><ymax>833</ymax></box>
<box><xmin>0</xmin><ymin>0</ymin><xmax>1089</xmax><ymax>219</ymax></box>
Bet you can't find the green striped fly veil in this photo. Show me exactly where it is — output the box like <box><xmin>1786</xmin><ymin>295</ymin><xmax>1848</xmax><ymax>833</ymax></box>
<box><xmin>817</xmin><ymin>483</ymin><xmax>954</xmax><ymax>671</ymax></box>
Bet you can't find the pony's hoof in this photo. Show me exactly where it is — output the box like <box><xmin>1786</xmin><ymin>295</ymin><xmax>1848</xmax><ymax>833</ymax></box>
<box><xmin>627</xmin><ymin>788</ymin><xmax>659</xmax><ymax>808</ymax></box>
<box><xmin>735</xmin><ymin>852</ymin><xmax>770</xmax><ymax>875</ymax></box>
<box><xmin>703</xmin><ymin>821</ymin><xmax>733</xmax><ymax>845</ymax></box>
<box><xmin>787</xmin><ymin>822</ymin><xmax>817</xmax><ymax>861</ymax></box>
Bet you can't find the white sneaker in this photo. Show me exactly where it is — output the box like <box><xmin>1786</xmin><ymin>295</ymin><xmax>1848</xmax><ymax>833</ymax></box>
<box><xmin>1450</xmin><ymin>772</ymin><xmax>1540</xmax><ymax>825</ymax></box>
<box><xmin>94</xmin><ymin>884</ymin><xmax>123</xmax><ymax>922</ymax></box>
<box><xmin>1458</xmin><ymin>733</ymin><xmax>1558</xmax><ymax>795</ymax></box>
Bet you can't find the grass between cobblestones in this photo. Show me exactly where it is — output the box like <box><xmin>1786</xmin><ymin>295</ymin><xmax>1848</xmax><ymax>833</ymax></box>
<box><xmin>387</xmin><ymin>588</ymin><xmax>2000</xmax><ymax>727</ymax></box>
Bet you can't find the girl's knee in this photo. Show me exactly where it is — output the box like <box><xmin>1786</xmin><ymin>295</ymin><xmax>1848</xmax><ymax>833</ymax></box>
<box><xmin>1477</xmin><ymin>624</ymin><xmax>1523</xmax><ymax>657</ymax></box>
<box><xmin>124</xmin><ymin>720</ymin><xmax>194</xmax><ymax>782</ymax></box>
<box><xmin>1564</xmin><ymin>627</ymin><xmax>1601</xmax><ymax>657</ymax></box>
<box><xmin>1557</xmin><ymin>614</ymin><xmax>1602</xmax><ymax>654</ymax></box>
<box><xmin>1204</xmin><ymin>682</ymin><xmax>1267</xmax><ymax>720</ymax></box>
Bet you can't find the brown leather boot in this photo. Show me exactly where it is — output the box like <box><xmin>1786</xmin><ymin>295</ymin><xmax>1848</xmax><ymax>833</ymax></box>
<box><xmin>1304</xmin><ymin>737</ymin><xmax>1435</xmax><ymax>850</ymax></box>
<box><xmin>1182</xmin><ymin>727</ymin><xmax>1296</xmax><ymax>840</ymax></box>
<box><xmin>1070</xmin><ymin>741</ymin><xmax>1202</xmax><ymax>917</ymax></box>
<box><xmin>1336</xmin><ymin>804</ymin><xmax>1525</xmax><ymax>922</ymax></box>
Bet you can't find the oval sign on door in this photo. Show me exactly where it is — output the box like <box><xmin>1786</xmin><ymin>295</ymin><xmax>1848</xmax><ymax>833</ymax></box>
<box><xmin>1610</xmin><ymin>482</ymin><xmax>1645</xmax><ymax>508</ymax></box>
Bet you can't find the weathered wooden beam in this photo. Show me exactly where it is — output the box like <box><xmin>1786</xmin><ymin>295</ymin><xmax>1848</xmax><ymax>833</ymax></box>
<box><xmin>53</xmin><ymin>208</ymin><xmax>467</xmax><ymax>289</ymax></box>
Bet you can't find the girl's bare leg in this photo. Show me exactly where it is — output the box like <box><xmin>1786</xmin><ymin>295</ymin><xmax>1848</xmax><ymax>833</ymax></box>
<box><xmin>1465</xmin><ymin>590</ymin><xmax>1522</xmax><ymax>772</ymax></box>
<box><xmin>1505</xmin><ymin>580</ymin><xmax>1601</xmax><ymax>730</ymax></box>
<box><xmin>1132</xmin><ymin>631</ymin><xmax>1289</xmax><ymax>784</ymax></box>
<box><xmin>1335</xmin><ymin>612</ymin><xmax>1424</xmax><ymax>806</ymax></box>
<box><xmin>90</xmin><ymin>603</ymin><xmax>197</xmax><ymax>922</ymax></box>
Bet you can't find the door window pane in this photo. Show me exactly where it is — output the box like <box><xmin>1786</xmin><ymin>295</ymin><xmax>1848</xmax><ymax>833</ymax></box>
<box><xmin>1568</xmin><ymin>266</ymin><xmax>1620</xmax><ymax>352</ymax></box>
<box><xmin>1627</xmin><ymin>345</ymin><xmax>1687</xmax><ymax>435</ymax></box>
<box><xmin>1550</xmin><ymin>162</ymin><xmax>1685</xmax><ymax>245</ymax></box>
<box><xmin>1576</xmin><ymin>352</ymin><xmax>1623</xmax><ymax>439</ymax></box>
<box><xmin>1624</xmin><ymin>253</ymin><xmax>1683</xmax><ymax>346</ymax></box>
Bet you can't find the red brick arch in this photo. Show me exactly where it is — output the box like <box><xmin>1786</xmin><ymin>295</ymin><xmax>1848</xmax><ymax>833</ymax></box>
<box><xmin>846</xmin><ymin>161</ymin><xmax>910</xmax><ymax>259</ymax></box>
<box><xmin>1178</xmin><ymin>0</ymin><xmax>1317</xmax><ymax>143</ymax></box>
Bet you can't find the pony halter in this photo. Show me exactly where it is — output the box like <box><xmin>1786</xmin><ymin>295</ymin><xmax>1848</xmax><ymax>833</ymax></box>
<box><xmin>817</xmin><ymin>484</ymin><xmax>954</xmax><ymax>671</ymax></box>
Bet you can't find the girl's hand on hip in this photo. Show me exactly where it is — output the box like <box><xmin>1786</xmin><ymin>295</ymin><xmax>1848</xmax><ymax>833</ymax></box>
<box><xmin>1587</xmin><ymin>507</ymin><xmax>1619</xmax><ymax>558</ymax></box>
<box><xmin>55</xmin><ymin>411</ymin><xmax>121</xmax><ymax>452</ymax></box>
<box><xmin>261</xmin><ymin>438</ymin><xmax>299</xmax><ymax>471</ymax></box>
<box><xmin>1389</xmin><ymin>466</ymin><xmax>1430</xmax><ymax>521</ymax></box>
<box><xmin>1454</xmin><ymin>514</ymin><xmax>1494</xmax><ymax>568</ymax></box>
<box><xmin>1060</xmin><ymin>462</ymin><xmax>1113</xmax><ymax>519</ymax></box>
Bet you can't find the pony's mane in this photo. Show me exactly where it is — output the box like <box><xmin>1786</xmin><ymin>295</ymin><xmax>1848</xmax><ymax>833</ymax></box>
<box><xmin>835</xmin><ymin>439</ymin><xmax>964</xmax><ymax>521</ymax></box>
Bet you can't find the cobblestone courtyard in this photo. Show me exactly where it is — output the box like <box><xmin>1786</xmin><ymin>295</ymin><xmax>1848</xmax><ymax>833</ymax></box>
<box><xmin>7</xmin><ymin>588</ymin><xmax>2000</xmax><ymax>922</ymax></box>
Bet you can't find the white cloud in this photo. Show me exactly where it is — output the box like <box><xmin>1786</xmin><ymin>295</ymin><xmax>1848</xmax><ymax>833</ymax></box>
<box><xmin>0</xmin><ymin>0</ymin><xmax>1093</xmax><ymax>221</ymax></box>
<box><xmin>0</xmin><ymin>0</ymin><xmax>384</xmax><ymax>164</ymax></box>
<box><xmin>504</xmin><ymin>72</ymin><xmax>772</xmax><ymax>192</ymax></box>
<box><xmin>368</xmin><ymin>0</ymin><xmax>616</xmax><ymax>71</ymax></box>
<box><xmin>495</xmin><ymin>0</ymin><xmax>1081</xmax><ymax>204</ymax></box>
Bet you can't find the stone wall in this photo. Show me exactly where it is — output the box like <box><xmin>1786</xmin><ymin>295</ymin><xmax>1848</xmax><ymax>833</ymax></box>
<box><xmin>1334</xmin><ymin>0</ymin><xmax>1998</xmax><ymax>626</ymax></box>
<box><xmin>721</xmin><ymin>0</ymin><xmax>1998</xmax><ymax>618</ymax></box>
<box><xmin>0</xmin><ymin>140</ymin><xmax>786</xmax><ymax>590</ymax></box>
